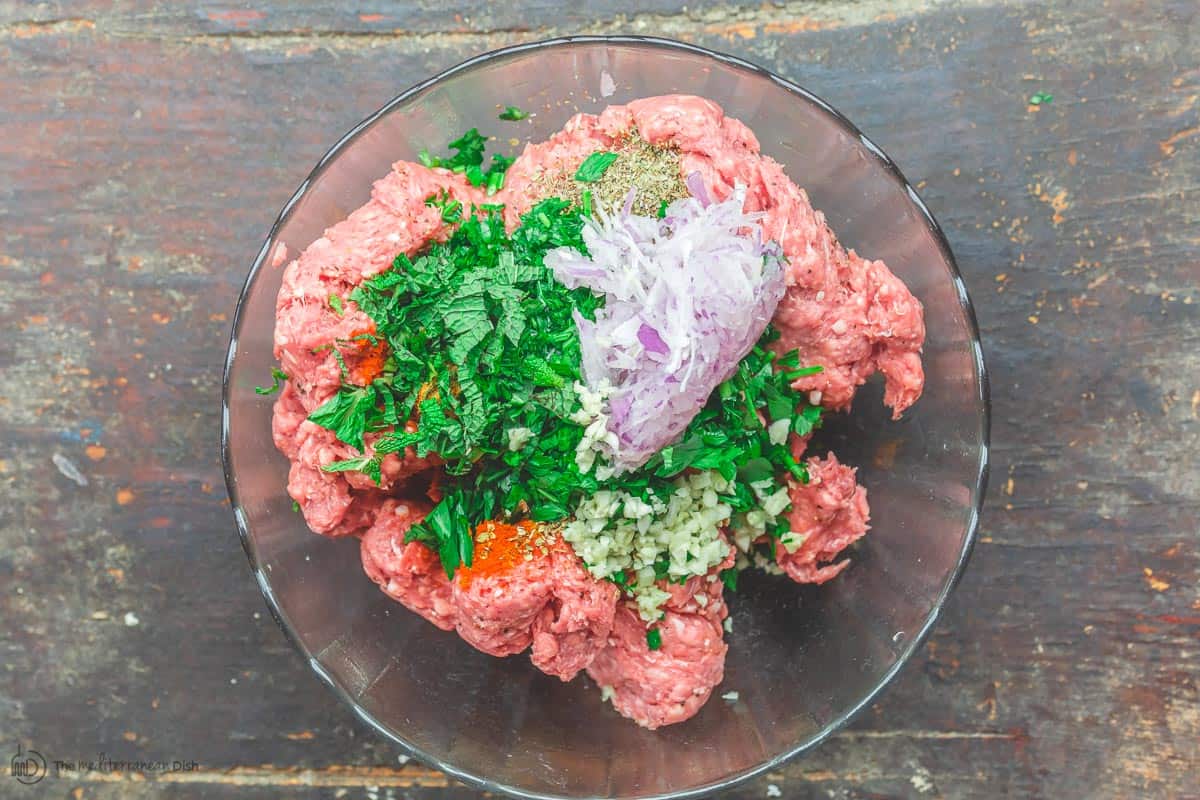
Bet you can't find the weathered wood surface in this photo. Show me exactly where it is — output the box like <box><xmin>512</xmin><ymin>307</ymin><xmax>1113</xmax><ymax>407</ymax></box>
<box><xmin>1</xmin><ymin>0</ymin><xmax>1197</xmax><ymax>797</ymax></box>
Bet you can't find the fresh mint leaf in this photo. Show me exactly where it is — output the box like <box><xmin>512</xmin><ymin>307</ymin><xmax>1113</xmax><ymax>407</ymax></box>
<box><xmin>322</xmin><ymin>456</ymin><xmax>382</xmax><ymax>485</ymax></box>
<box><xmin>498</xmin><ymin>297</ymin><xmax>527</xmax><ymax>346</ymax></box>
<box><xmin>308</xmin><ymin>385</ymin><xmax>376</xmax><ymax>450</ymax></box>
<box><xmin>574</xmin><ymin>151</ymin><xmax>619</xmax><ymax>183</ymax></box>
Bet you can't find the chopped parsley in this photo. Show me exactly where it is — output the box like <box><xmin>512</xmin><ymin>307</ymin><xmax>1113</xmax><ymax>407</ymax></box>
<box><xmin>328</xmin><ymin>293</ymin><xmax>344</xmax><ymax>316</ymax></box>
<box><xmin>720</xmin><ymin>568</ymin><xmax>738</xmax><ymax>592</ymax></box>
<box><xmin>646</xmin><ymin>628</ymin><xmax>662</xmax><ymax>651</ymax></box>
<box><xmin>418</xmin><ymin>128</ymin><xmax>514</xmax><ymax>195</ymax></box>
<box><xmin>254</xmin><ymin>367</ymin><xmax>289</xmax><ymax>396</ymax></box>
<box><xmin>1029</xmin><ymin>91</ymin><xmax>1054</xmax><ymax>105</ymax></box>
<box><xmin>308</xmin><ymin>384</ymin><xmax>379</xmax><ymax>453</ymax></box>
<box><xmin>498</xmin><ymin>105</ymin><xmax>529</xmax><ymax>121</ymax></box>
<box><xmin>574</xmin><ymin>151</ymin><xmax>619</xmax><ymax>183</ymax></box>
<box><xmin>647</xmin><ymin>327</ymin><xmax>822</xmax><ymax>490</ymax></box>
<box><xmin>291</xmin><ymin>500</ymin><xmax>301</xmax><ymax>513</ymax></box>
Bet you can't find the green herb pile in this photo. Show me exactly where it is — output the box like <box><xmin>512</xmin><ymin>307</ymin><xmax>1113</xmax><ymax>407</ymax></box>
<box><xmin>418</xmin><ymin>129</ymin><xmax>514</xmax><ymax>195</ymax></box>
<box><xmin>644</xmin><ymin>328</ymin><xmax>823</xmax><ymax>537</ymax></box>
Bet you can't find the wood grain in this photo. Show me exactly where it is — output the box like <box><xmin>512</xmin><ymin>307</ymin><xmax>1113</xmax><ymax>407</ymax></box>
<box><xmin>1</xmin><ymin>0</ymin><xmax>1197</xmax><ymax>798</ymax></box>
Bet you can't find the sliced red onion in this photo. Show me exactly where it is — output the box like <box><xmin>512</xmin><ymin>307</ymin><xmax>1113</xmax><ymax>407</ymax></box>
<box><xmin>637</xmin><ymin>323</ymin><xmax>669</xmax><ymax>354</ymax></box>
<box><xmin>545</xmin><ymin>181</ymin><xmax>787</xmax><ymax>473</ymax></box>
<box><xmin>685</xmin><ymin>171</ymin><xmax>711</xmax><ymax>207</ymax></box>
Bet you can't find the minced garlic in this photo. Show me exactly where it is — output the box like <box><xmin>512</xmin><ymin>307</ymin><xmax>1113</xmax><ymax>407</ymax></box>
<box><xmin>563</xmin><ymin>469</ymin><xmax>734</xmax><ymax>621</ymax></box>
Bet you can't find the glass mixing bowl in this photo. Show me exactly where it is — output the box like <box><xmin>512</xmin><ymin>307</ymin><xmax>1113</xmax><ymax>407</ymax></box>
<box><xmin>222</xmin><ymin>36</ymin><xmax>989</xmax><ymax>800</ymax></box>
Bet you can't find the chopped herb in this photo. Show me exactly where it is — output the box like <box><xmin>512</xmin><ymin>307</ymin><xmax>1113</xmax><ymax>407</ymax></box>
<box><xmin>720</xmin><ymin>567</ymin><xmax>738</xmax><ymax>592</ymax></box>
<box><xmin>792</xmin><ymin>403</ymin><xmax>823</xmax><ymax>437</ymax></box>
<box><xmin>498</xmin><ymin>105</ymin><xmax>529</xmax><ymax>121</ymax></box>
<box><xmin>307</xmin><ymin>194</ymin><xmax>605</xmax><ymax>575</ymax></box>
<box><xmin>291</xmin><ymin>500</ymin><xmax>301</xmax><ymax>513</ymax></box>
<box><xmin>418</xmin><ymin>128</ymin><xmax>514</xmax><ymax>194</ymax></box>
<box><xmin>574</xmin><ymin>151</ymin><xmax>619</xmax><ymax>183</ymax></box>
<box><xmin>328</xmin><ymin>294</ymin><xmax>344</xmax><ymax>316</ymax></box>
<box><xmin>785</xmin><ymin>365</ymin><xmax>823</xmax><ymax>379</ymax></box>
<box><xmin>254</xmin><ymin>367</ymin><xmax>289</xmax><ymax>395</ymax></box>
<box><xmin>405</xmin><ymin>487</ymin><xmax>474</xmax><ymax>578</ymax></box>
<box><xmin>1029</xmin><ymin>91</ymin><xmax>1054</xmax><ymax>105</ymax></box>
<box><xmin>422</xmin><ymin>128</ymin><xmax>487</xmax><ymax>172</ymax></box>
<box><xmin>644</xmin><ymin>325</ymin><xmax>822</xmax><ymax>491</ymax></box>
<box><xmin>646</xmin><ymin>628</ymin><xmax>662</xmax><ymax>651</ymax></box>
<box><xmin>657</xmin><ymin>199</ymin><xmax>669</xmax><ymax>218</ymax></box>
<box><xmin>425</xmin><ymin>190</ymin><xmax>463</xmax><ymax>224</ymax></box>
<box><xmin>322</xmin><ymin>454</ymin><xmax>383</xmax><ymax>486</ymax></box>
<box><xmin>308</xmin><ymin>385</ymin><xmax>377</xmax><ymax>451</ymax></box>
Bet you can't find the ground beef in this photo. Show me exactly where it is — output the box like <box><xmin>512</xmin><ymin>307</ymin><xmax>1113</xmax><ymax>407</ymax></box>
<box><xmin>360</xmin><ymin>499</ymin><xmax>457</xmax><ymax>631</ymax></box>
<box><xmin>363</xmin><ymin>517</ymin><xmax>618</xmax><ymax>680</ymax></box>
<box><xmin>586</xmin><ymin>601</ymin><xmax>728</xmax><ymax>730</ymax></box>
<box><xmin>775</xmin><ymin>454</ymin><xmax>871</xmax><ymax>583</ymax></box>
<box><xmin>529</xmin><ymin>542</ymin><xmax>623</xmax><ymax>680</ymax></box>
<box><xmin>585</xmin><ymin>549</ymin><xmax>733</xmax><ymax>729</ymax></box>
<box><xmin>453</xmin><ymin>537</ymin><xmax>617</xmax><ymax>680</ymax></box>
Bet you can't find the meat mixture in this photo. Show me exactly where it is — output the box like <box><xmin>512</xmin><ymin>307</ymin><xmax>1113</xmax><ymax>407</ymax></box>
<box><xmin>270</xmin><ymin>95</ymin><xmax>924</xmax><ymax>728</ymax></box>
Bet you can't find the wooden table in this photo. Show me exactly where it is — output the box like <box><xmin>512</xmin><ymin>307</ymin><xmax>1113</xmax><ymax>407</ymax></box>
<box><xmin>2</xmin><ymin>1</ymin><xmax>1197</xmax><ymax>797</ymax></box>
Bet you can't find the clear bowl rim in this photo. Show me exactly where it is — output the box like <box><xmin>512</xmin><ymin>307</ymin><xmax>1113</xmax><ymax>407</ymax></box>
<box><xmin>221</xmin><ymin>34</ymin><xmax>991</xmax><ymax>800</ymax></box>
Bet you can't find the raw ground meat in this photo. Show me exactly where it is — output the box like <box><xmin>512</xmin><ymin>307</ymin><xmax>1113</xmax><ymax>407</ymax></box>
<box><xmin>586</xmin><ymin>549</ymin><xmax>734</xmax><ymax>729</ymax></box>
<box><xmin>775</xmin><ymin>454</ymin><xmax>871</xmax><ymax>584</ymax></box>
<box><xmin>362</xmin><ymin>513</ymin><xmax>618</xmax><ymax>681</ymax></box>
<box><xmin>454</xmin><ymin>537</ymin><xmax>618</xmax><ymax>681</ymax></box>
<box><xmin>273</xmin><ymin>383</ymin><xmax>436</xmax><ymax>537</ymax></box>
<box><xmin>529</xmin><ymin>542</ymin><xmax>623</xmax><ymax>680</ymax></box>
<box><xmin>361</xmin><ymin>499</ymin><xmax>457</xmax><ymax>631</ymax></box>
<box><xmin>272</xmin><ymin>94</ymin><xmax>924</xmax><ymax>729</ymax></box>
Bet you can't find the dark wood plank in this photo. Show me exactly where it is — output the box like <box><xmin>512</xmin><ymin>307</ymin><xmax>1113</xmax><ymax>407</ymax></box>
<box><xmin>1</xmin><ymin>0</ymin><xmax>1197</xmax><ymax>798</ymax></box>
<box><xmin>0</xmin><ymin>0</ymin><xmax>776</xmax><ymax>37</ymax></box>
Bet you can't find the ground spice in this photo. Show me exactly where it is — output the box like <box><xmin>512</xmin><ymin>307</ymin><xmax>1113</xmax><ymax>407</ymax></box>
<box><xmin>535</xmin><ymin>133</ymin><xmax>688</xmax><ymax>217</ymax></box>
<box><xmin>457</xmin><ymin>519</ymin><xmax>552</xmax><ymax>587</ymax></box>
<box><xmin>348</xmin><ymin>327</ymin><xmax>389</xmax><ymax>385</ymax></box>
